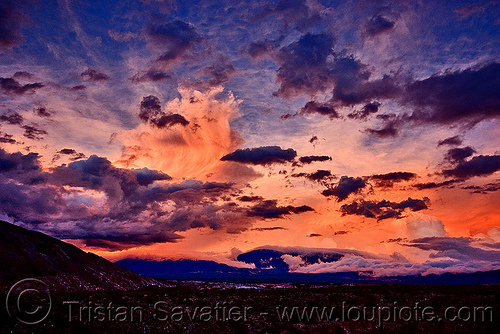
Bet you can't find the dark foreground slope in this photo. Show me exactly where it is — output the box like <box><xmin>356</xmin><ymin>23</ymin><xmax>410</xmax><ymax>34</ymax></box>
<box><xmin>0</xmin><ymin>220</ymin><xmax>159</xmax><ymax>291</ymax></box>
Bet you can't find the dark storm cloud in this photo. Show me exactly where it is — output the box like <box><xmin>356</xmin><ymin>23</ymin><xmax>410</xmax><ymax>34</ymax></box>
<box><xmin>403</xmin><ymin>237</ymin><xmax>500</xmax><ymax>262</ymax></box>
<box><xmin>58</xmin><ymin>148</ymin><xmax>78</xmax><ymax>155</ymax></box>
<box><xmin>0</xmin><ymin>111</ymin><xmax>23</xmax><ymax>125</ymax></box>
<box><xmin>437</xmin><ymin>135</ymin><xmax>462</xmax><ymax>147</ymax></box>
<box><xmin>292</xmin><ymin>170</ymin><xmax>333</xmax><ymax>182</ymax></box>
<box><xmin>443</xmin><ymin>155</ymin><xmax>500</xmax><ymax>179</ymax></box>
<box><xmin>138</xmin><ymin>95</ymin><xmax>189</xmax><ymax>128</ymax></box>
<box><xmin>414</xmin><ymin>179</ymin><xmax>462</xmax><ymax>190</ymax></box>
<box><xmin>444</xmin><ymin>146</ymin><xmax>476</xmax><ymax>163</ymax></box>
<box><xmin>347</xmin><ymin>101</ymin><xmax>381</xmax><ymax>120</ymax></box>
<box><xmin>0</xmin><ymin>150</ymin><xmax>264</xmax><ymax>249</ymax></box>
<box><xmin>322</xmin><ymin>176</ymin><xmax>367</xmax><ymax>201</ymax></box>
<box><xmin>139</xmin><ymin>95</ymin><xmax>162</xmax><ymax>122</ymax></box>
<box><xmin>132</xmin><ymin>167</ymin><xmax>172</xmax><ymax>186</ymax></box>
<box><xmin>331</xmin><ymin>57</ymin><xmax>400</xmax><ymax>106</ymax></box>
<box><xmin>403</xmin><ymin>63</ymin><xmax>500</xmax><ymax>124</ymax></box>
<box><xmin>221</xmin><ymin>146</ymin><xmax>297</xmax><ymax>165</ymax></box>
<box><xmin>0</xmin><ymin>1</ymin><xmax>27</xmax><ymax>50</ymax></box>
<box><xmin>298</xmin><ymin>155</ymin><xmax>332</xmax><ymax>164</ymax></box>
<box><xmin>156</xmin><ymin>114</ymin><xmax>189</xmax><ymax>127</ymax></box>
<box><xmin>237</xmin><ymin>195</ymin><xmax>264</xmax><ymax>202</ymax></box>
<box><xmin>80</xmin><ymin>68</ymin><xmax>110</xmax><ymax>81</ymax></box>
<box><xmin>0</xmin><ymin>148</ymin><xmax>40</xmax><ymax>173</ymax></box>
<box><xmin>364</xmin><ymin>15</ymin><xmax>395</xmax><ymax>37</ymax></box>
<box><xmin>300</xmin><ymin>101</ymin><xmax>338</xmax><ymax>119</ymax></box>
<box><xmin>0</xmin><ymin>77</ymin><xmax>44</xmax><ymax>95</ymax></box>
<box><xmin>247</xmin><ymin>199</ymin><xmax>313</xmax><ymax>219</ymax></box>
<box><xmin>340</xmin><ymin>197</ymin><xmax>430</xmax><ymax>221</ymax></box>
<box><xmin>272</xmin><ymin>32</ymin><xmax>400</xmax><ymax>104</ymax></box>
<box><xmin>146</xmin><ymin>20</ymin><xmax>202</xmax><ymax>66</ymax></box>
<box><xmin>130</xmin><ymin>68</ymin><xmax>172</xmax><ymax>83</ymax></box>
<box><xmin>370</xmin><ymin>172</ymin><xmax>417</xmax><ymax>188</ymax></box>
<box><xmin>273</xmin><ymin>33</ymin><xmax>335</xmax><ymax>98</ymax></box>
<box><xmin>22</xmin><ymin>124</ymin><xmax>47</xmax><ymax>140</ymax></box>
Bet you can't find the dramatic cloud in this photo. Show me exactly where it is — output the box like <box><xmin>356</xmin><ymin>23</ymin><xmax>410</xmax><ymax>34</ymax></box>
<box><xmin>221</xmin><ymin>146</ymin><xmax>297</xmax><ymax>165</ymax></box>
<box><xmin>298</xmin><ymin>155</ymin><xmax>332</xmax><ymax>164</ymax></box>
<box><xmin>292</xmin><ymin>170</ymin><xmax>334</xmax><ymax>182</ymax></box>
<box><xmin>0</xmin><ymin>77</ymin><xmax>43</xmax><ymax>95</ymax></box>
<box><xmin>146</xmin><ymin>20</ymin><xmax>202</xmax><ymax>66</ymax></box>
<box><xmin>340</xmin><ymin>197</ymin><xmax>430</xmax><ymax>221</ymax></box>
<box><xmin>322</xmin><ymin>176</ymin><xmax>367</xmax><ymax>201</ymax></box>
<box><xmin>138</xmin><ymin>95</ymin><xmax>189</xmax><ymax>128</ymax></box>
<box><xmin>347</xmin><ymin>101</ymin><xmax>381</xmax><ymax>120</ymax></box>
<box><xmin>331</xmin><ymin>57</ymin><xmax>399</xmax><ymax>106</ymax></box>
<box><xmin>246</xmin><ymin>199</ymin><xmax>314</xmax><ymax>219</ymax></box>
<box><xmin>299</xmin><ymin>101</ymin><xmax>338</xmax><ymax>119</ymax></box>
<box><xmin>273</xmin><ymin>33</ymin><xmax>335</xmax><ymax>98</ymax></box>
<box><xmin>237</xmin><ymin>195</ymin><xmax>264</xmax><ymax>202</ymax></box>
<box><xmin>405</xmin><ymin>215</ymin><xmax>447</xmax><ymax>239</ymax></box>
<box><xmin>404</xmin><ymin>63</ymin><xmax>500</xmax><ymax>124</ymax></box>
<box><xmin>119</xmin><ymin>88</ymin><xmax>243</xmax><ymax>180</ymax></box>
<box><xmin>132</xmin><ymin>167</ymin><xmax>172</xmax><ymax>186</ymax></box>
<box><xmin>443</xmin><ymin>155</ymin><xmax>500</xmax><ymax>179</ymax></box>
<box><xmin>444</xmin><ymin>146</ymin><xmax>476</xmax><ymax>163</ymax></box>
<box><xmin>404</xmin><ymin>237</ymin><xmax>500</xmax><ymax>262</ymax></box>
<box><xmin>370</xmin><ymin>172</ymin><xmax>417</xmax><ymax>188</ymax></box>
<box><xmin>237</xmin><ymin>247</ymin><xmax>347</xmax><ymax>272</ymax></box>
<box><xmin>0</xmin><ymin>0</ymin><xmax>28</xmax><ymax>50</ymax></box>
<box><xmin>0</xmin><ymin>149</ymin><xmax>262</xmax><ymax>250</ymax></box>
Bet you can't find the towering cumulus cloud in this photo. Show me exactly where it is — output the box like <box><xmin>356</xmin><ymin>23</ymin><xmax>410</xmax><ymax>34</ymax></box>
<box><xmin>119</xmin><ymin>87</ymin><xmax>242</xmax><ymax>180</ymax></box>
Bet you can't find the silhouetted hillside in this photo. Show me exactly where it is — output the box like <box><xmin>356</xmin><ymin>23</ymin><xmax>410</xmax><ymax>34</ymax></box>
<box><xmin>0</xmin><ymin>220</ymin><xmax>160</xmax><ymax>291</ymax></box>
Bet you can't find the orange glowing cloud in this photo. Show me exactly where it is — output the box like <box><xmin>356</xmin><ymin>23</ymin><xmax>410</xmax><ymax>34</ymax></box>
<box><xmin>116</xmin><ymin>87</ymin><xmax>244</xmax><ymax>181</ymax></box>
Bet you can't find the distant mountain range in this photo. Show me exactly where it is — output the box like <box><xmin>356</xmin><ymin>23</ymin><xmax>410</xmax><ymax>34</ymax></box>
<box><xmin>0</xmin><ymin>220</ymin><xmax>160</xmax><ymax>291</ymax></box>
<box><xmin>117</xmin><ymin>257</ymin><xmax>500</xmax><ymax>285</ymax></box>
<box><xmin>1</xmin><ymin>219</ymin><xmax>499</xmax><ymax>290</ymax></box>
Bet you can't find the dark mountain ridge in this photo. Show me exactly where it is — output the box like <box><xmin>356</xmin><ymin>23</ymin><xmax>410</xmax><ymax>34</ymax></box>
<box><xmin>0</xmin><ymin>220</ymin><xmax>160</xmax><ymax>291</ymax></box>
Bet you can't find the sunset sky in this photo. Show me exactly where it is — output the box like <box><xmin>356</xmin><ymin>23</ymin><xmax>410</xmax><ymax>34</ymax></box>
<box><xmin>1</xmin><ymin>0</ymin><xmax>500</xmax><ymax>277</ymax></box>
